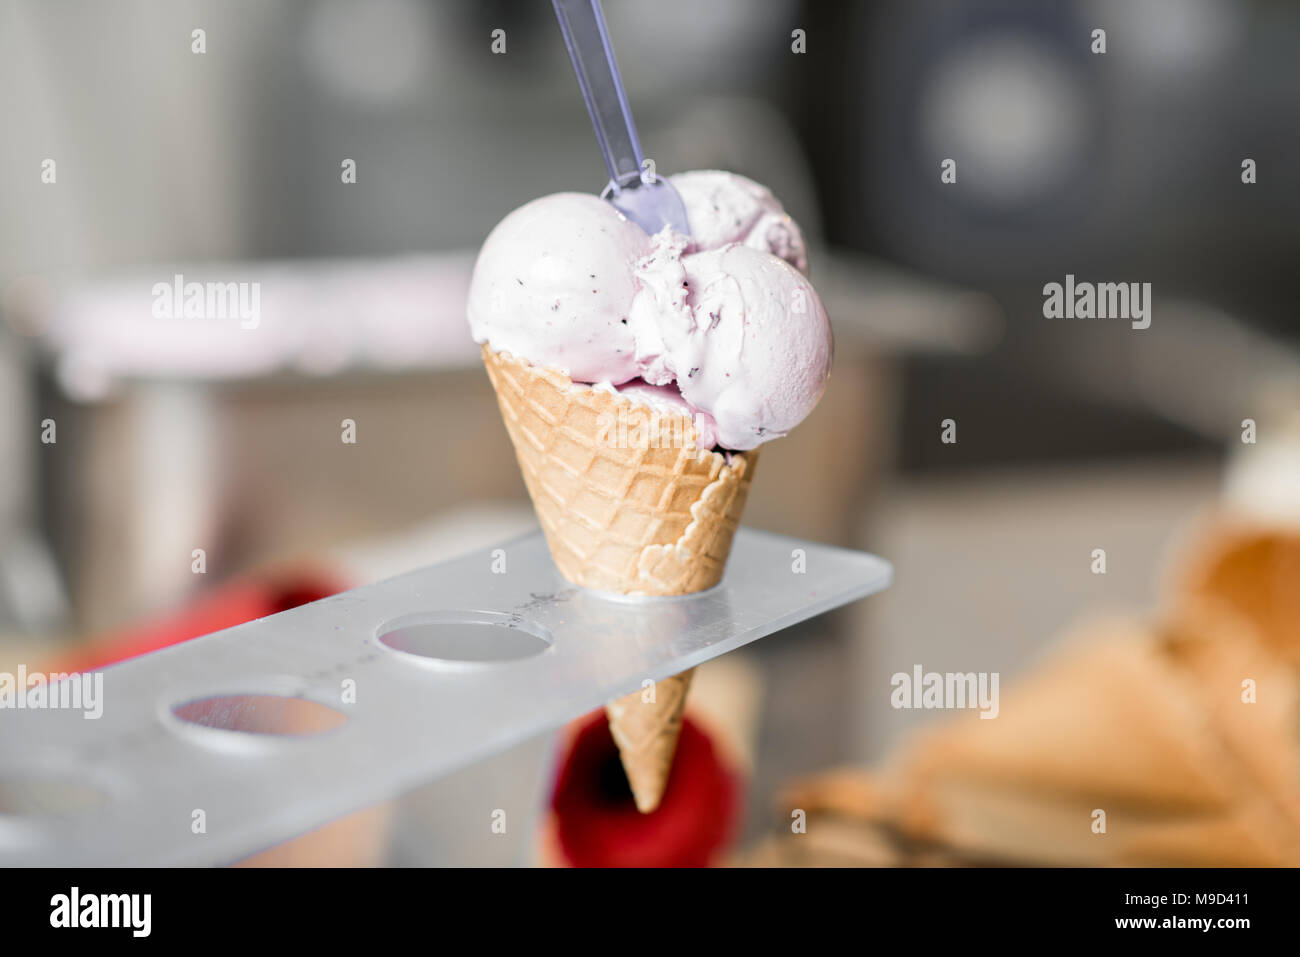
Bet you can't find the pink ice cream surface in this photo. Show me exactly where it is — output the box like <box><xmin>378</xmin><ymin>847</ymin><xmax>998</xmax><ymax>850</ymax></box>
<box><xmin>592</xmin><ymin>379</ymin><xmax>721</xmax><ymax>449</ymax></box>
<box><xmin>467</xmin><ymin>171</ymin><xmax>831</xmax><ymax>451</ymax></box>
<box><xmin>669</xmin><ymin>169</ymin><xmax>809</xmax><ymax>274</ymax></box>
<box><xmin>465</xmin><ymin>193</ymin><xmax>644</xmax><ymax>384</ymax></box>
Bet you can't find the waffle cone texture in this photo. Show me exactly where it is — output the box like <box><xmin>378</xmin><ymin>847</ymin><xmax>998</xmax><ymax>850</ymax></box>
<box><xmin>481</xmin><ymin>346</ymin><xmax>757</xmax><ymax>811</ymax></box>
<box><xmin>481</xmin><ymin>346</ymin><xmax>756</xmax><ymax>595</ymax></box>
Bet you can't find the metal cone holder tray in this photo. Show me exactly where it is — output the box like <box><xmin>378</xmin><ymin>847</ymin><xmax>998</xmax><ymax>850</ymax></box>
<box><xmin>0</xmin><ymin>528</ymin><xmax>891</xmax><ymax>866</ymax></box>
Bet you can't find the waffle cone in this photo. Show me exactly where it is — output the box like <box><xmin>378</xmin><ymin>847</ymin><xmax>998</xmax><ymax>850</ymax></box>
<box><xmin>901</xmin><ymin>625</ymin><xmax>1237</xmax><ymax>812</ymax></box>
<box><xmin>481</xmin><ymin>346</ymin><xmax>757</xmax><ymax>811</ymax></box>
<box><xmin>605</xmin><ymin>670</ymin><xmax>695</xmax><ymax>813</ymax></box>
<box><xmin>1116</xmin><ymin>805</ymin><xmax>1289</xmax><ymax>866</ymax></box>
<box><xmin>1171</xmin><ymin>521</ymin><xmax>1300</xmax><ymax>667</ymax></box>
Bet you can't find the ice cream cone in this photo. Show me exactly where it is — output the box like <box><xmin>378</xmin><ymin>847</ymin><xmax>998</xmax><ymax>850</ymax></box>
<box><xmin>1159</xmin><ymin>599</ymin><xmax>1300</xmax><ymax>856</ymax></box>
<box><xmin>901</xmin><ymin>625</ymin><xmax>1237</xmax><ymax>812</ymax></box>
<box><xmin>604</xmin><ymin>670</ymin><xmax>694</xmax><ymax>813</ymax></box>
<box><xmin>1116</xmin><ymin>804</ymin><xmax>1288</xmax><ymax>866</ymax></box>
<box><xmin>481</xmin><ymin>346</ymin><xmax>758</xmax><ymax>811</ymax></box>
<box><xmin>1170</xmin><ymin>520</ymin><xmax>1300</xmax><ymax>667</ymax></box>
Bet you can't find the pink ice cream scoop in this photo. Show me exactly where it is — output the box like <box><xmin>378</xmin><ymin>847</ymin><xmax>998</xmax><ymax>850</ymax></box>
<box><xmin>466</xmin><ymin>170</ymin><xmax>832</xmax><ymax>451</ymax></box>
<box><xmin>464</xmin><ymin>192</ymin><xmax>645</xmax><ymax>384</ymax></box>
<box><xmin>669</xmin><ymin>169</ymin><xmax>809</xmax><ymax>275</ymax></box>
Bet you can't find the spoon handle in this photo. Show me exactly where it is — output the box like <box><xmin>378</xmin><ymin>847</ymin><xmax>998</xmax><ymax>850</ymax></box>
<box><xmin>552</xmin><ymin>0</ymin><xmax>646</xmax><ymax>193</ymax></box>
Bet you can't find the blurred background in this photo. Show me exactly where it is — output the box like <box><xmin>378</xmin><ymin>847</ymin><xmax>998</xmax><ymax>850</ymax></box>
<box><xmin>2</xmin><ymin>0</ymin><xmax>1299</xmax><ymax>865</ymax></box>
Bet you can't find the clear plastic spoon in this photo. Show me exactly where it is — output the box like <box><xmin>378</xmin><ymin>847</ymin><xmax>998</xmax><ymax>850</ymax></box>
<box><xmin>551</xmin><ymin>0</ymin><xmax>691</xmax><ymax>237</ymax></box>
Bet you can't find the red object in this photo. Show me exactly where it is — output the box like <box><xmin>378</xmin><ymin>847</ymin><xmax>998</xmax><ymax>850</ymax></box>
<box><xmin>49</xmin><ymin>572</ymin><xmax>347</xmax><ymax>673</ymax></box>
<box><xmin>551</xmin><ymin>711</ymin><xmax>740</xmax><ymax>867</ymax></box>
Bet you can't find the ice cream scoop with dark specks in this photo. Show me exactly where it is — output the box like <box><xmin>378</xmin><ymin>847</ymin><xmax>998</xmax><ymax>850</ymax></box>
<box><xmin>467</xmin><ymin>171</ymin><xmax>831</xmax><ymax>451</ymax></box>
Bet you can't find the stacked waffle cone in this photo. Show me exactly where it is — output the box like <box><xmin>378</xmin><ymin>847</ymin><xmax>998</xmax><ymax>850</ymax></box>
<box><xmin>481</xmin><ymin>346</ymin><xmax>757</xmax><ymax>812</ymax></box>
<box><xmin>755</xmin><ymin>518</ymin><xmax>1300</xmax><ymax>866</ymax></box>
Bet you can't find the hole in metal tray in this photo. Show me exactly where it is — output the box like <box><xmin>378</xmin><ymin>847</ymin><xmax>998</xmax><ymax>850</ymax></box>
<box><xmin>0</xmin><ymin>762</ymin><xmax>116</xmax><ymax>846</ymax></box>
<box><xmin>0</xmin><ymin>775</ymin><xmax>106</xmax><ymax>818</ymax></box>
<box><xmin>170</xmin><ymin>694</ymin><xmax>347</xmax><ymax>737</ymax></box>
<box><xmin>377</xmin><ymin>610</ymin><xmax>552</xmax><ymax>664</ymax></box>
